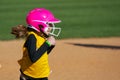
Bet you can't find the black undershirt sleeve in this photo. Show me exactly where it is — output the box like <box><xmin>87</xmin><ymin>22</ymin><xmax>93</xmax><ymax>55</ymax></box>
<box><xmin>47</xmin><ymin>45</ymin><xmax>55</xmax><ymax>54</ymax></box>
<box><xmin>24</xmin><ymin>34</ymin><xmax>50</xmax><ymax>63</ymax></box>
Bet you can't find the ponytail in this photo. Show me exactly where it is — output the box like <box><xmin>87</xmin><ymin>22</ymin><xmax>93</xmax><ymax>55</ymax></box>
<box><xmin>11</xmin><ymin>24</ymin><xmax>28</xmax><ymax>38</ymax></box>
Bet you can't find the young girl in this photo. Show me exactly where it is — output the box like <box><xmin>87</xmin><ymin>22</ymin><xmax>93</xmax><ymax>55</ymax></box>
<box><xmin>11</xmin><ymin>8</ymin><xmax>61</xmax><ymax>80</ymax></box>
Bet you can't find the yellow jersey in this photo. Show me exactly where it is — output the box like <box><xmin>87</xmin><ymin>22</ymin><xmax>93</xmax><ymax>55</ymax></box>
<box><xmin>18</xmin><ymin>31</ymin><xmax>50</xmax><ymax>78</ymax></box>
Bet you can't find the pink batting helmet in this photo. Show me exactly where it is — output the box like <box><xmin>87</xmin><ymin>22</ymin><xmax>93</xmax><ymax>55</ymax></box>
<box><xmin>26</xmin><ymin>8</ymin><xmax>61</xmax><ymax>37</ymax></box>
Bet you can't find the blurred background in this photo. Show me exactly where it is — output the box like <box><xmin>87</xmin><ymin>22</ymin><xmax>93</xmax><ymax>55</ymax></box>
<box><xmin>0</xmin><ymin>0</ymin><xmax>120</xmax><ymax>40</ymax></box>
<box><xmin>0</xmin><ymin>1</ymin><xmax>120</xmax><ymax>80</ymax></box>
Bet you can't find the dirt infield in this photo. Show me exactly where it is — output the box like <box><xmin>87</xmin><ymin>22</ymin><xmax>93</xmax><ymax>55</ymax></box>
<box><xmin>0</xmin><ymin>37</ymin><xmax>120</xmax><ymax>80</ymax></box>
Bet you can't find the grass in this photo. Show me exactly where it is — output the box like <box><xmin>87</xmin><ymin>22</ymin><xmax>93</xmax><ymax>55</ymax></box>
<box><xmin>0</xmin><ymin>0</ymin><xmax>120</xmax><ymax>40</ymax></box>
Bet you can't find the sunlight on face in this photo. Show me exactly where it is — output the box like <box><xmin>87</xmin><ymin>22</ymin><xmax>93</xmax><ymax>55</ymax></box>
<box><xmin>45</xmin><ymin>23</ymin><xmax>53</xmax><ymax>35</ymax></box>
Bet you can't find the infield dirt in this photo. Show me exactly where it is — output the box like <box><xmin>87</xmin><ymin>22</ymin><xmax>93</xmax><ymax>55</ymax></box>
<box><xmin>0</xmin><ymin>37</ymin><xmax>120</xmax><ymax>80</ymax></box>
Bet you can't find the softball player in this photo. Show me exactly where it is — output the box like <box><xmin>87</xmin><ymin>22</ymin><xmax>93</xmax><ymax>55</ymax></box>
<box><xmin>11</xmin><ymin>8</ymin><xmax>61</xmax><ymax>80</ymax></box>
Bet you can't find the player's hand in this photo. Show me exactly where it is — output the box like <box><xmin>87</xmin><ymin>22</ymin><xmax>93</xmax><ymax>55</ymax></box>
<box><xmin>47</xmin><ymin>36</ymin><xmax>56</xmax><ymax>46</ymax></box>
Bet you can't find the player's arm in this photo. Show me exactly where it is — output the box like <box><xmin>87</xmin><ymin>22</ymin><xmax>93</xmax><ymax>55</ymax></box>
<box><xmin>47</xmin><ymin>45</ymin><xmax>55</xmax><ymax>54</ymax></box>
<box><xmin>46</xmin><ymin>36</ymin><xmax>56</xmax><ymax>54</ymax></box>
<box><xmin>24</xmin><ymin>34</ymin><xmax>50</xmax><ymax>63</ymax></box>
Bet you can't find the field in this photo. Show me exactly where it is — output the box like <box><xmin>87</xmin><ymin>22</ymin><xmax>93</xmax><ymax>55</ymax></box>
<box><xmin>0</xmin><ymin>0</ymin><xmax>120</xmax><ymax>40</ymax></box>
<box><xmin>0</xmin><ymin>0</ymin><xmax>120</xmax><ymax>80</ymax></box>
<box><xmin>0</xmin><ymin>38</ymin><xmax>120</xmax><ymax>80</ymax></box>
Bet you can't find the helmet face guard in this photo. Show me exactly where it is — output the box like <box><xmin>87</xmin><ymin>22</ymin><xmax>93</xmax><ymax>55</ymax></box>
<box><xmin>26</xmin><ymin>8</ymin><xmax>61</xmax><ymax>37</ymax></box>
<box><xmin>49</xmin><ymin>23</ymin><xmax>61</xmax><ymax>37</ymax></box>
